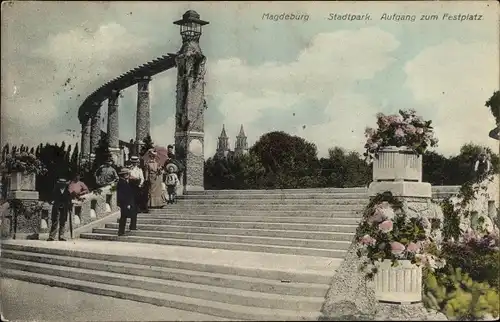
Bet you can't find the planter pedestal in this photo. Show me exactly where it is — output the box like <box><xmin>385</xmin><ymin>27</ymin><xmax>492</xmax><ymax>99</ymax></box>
<box><xmin>374</xmin><ymin>260</ymin><xmax>423</xmax><ymax>304</ymax></box>
<box><xmin>6</xmin><ymin>172</ymin><xmax>40</xmax><ymax>239</ymax></box>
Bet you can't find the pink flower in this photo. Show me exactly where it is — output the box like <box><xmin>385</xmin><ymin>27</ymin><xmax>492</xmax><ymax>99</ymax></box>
<box><xmin>394</xmin><ymin>128</ymin><xmax>405</xmax><ymax>138</ymax></box>
<box><xmin>378</xmin><ymin>220</ymin><xmax>394</xmax><ymax>233</ymax></box>
<box><xmin>360</xmin><ymin>234</ymin><xmax>376</xmax><ymax>246</ymax></box>
<box><xmin>406</xmin><ymin>242</ymin><xmax>420</xmax><ymax>253</ymax></box>
<box><xmin>370</xmin><ymin>143</ymin><xmax>379</xmax><ymax>150</ymax></box>
<box><xmin>390</xmin><ymin>242</ymin><xmax>405</xmax><ymax>256</ymax></box>
<box><xmin>387</xmin><ymin>114</ymin><xmax>404</xmax><ymax>124</ymax></box>
<box><xmin>405</xmin><ymin>124</ymin><xmax>416</xmax><ymax>135</ymax></box>
<box><xmin>415</xmin><ymin>127</ymin><xmax>424</xmax><ymax>135</ymax></box>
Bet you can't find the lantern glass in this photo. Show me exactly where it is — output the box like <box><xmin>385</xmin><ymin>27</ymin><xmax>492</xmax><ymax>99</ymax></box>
<box><xmin>180</xmin><ymin>21</ymin><xmax>201</xmax><ymax>38</ymax></box>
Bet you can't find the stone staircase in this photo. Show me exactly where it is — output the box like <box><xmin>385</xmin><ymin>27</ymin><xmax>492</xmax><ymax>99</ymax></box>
<box><xmin>1</xmin><ymin>187</ymin><xmax>459</xmax><ymax>320</ymax></box>
<box><xmin>80</xmin><ymin>188</ymin><xmax>368</xmax><ymax>258</ymax></box>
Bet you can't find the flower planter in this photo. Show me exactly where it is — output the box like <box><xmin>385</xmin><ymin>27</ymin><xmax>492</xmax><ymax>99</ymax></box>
<box><xmin>10</xmin><ymin>172</ymin><xmax>36</xmax><ymax>191</ymax></box>
<box><xmin>373</xmin><ymin>146</ymin><xmax>422</xmax><ymax>182</ymax></box>
<box><xmin>374</xmin><ymin>259</ymin><xmax>422</xmax><ymax>304</ymax></box>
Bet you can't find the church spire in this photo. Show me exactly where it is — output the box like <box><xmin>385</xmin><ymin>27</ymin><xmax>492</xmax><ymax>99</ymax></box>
<box><xmin>234</xmin><ymin>124</ymin><xmax>248</xmax><ymax>156</ymax></box>
<box><xmin>237</xmin><ymin>124</ymin><xmax>246</xmax><ymax>137</ymax></box>
<box><xmin>216</xmin><ymin>124</ymin><xmax>230</xmax><ymax>157</ymax></box>
<box><xmin>220</xmin><ymin>124</ymin><xmax>228</xmax><ymax>138</ymax></box>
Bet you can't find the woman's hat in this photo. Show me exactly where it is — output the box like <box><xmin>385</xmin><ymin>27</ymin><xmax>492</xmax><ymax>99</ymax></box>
<box><xmin>148</xmin><ymin>149</ymin><xmax>157</xmax><ymax>155</ymax></box>
<box><xmin>166</xmin><ymin>163</ymin><xmax>178</xmax><ymax>173</ymax></box>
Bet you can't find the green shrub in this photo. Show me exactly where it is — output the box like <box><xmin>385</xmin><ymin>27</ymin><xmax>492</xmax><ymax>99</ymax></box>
<box><xmin>423</xmin><ymin>267</ymin><xmax>499</xmax><ymax>320</ymax></box>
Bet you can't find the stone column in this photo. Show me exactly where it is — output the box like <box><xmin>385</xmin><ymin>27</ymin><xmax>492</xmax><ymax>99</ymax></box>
<box><xmin>108</xmin><ymin>90</ymin><xmax>120</xmax><ymax>165</ymax></box>
<box><xmin>174</xmin><ymin>41</ymin><xmax>206</xmax><ymax>192</ymax></box>
<box><xmin>90</xmin><ymin>102</ymin><xmax>102</xmax><ymax>160</ymax></box>
<box><xmin>80</xmin><ymin>114</ymin><xmax>91</xmax><ymax>164</ymax></box>
<box><xmin>135</xmin><ymin>76</ymin><xmax>151</xmax><ymax>155</ymax></box>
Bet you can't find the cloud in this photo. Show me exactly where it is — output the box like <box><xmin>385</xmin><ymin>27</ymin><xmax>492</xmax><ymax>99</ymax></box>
<box><xmin>205</xmin><ymin>27</ymin><xmax>399</xmax><ymax>157</ymax></box>
<box><xmin>404</xmin><ymin>40</ymin><xmax>499</xmax><ymax>156</ymax></box>
<box><xmin>3</xmin><ymin>21</ymin><xmax>151</xmax><ymax>146</ymax></box>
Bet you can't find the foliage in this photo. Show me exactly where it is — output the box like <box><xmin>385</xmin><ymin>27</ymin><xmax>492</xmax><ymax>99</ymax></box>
<box><xmin>356</xmin><ymin>191</ymin><xmax>445</xmax><ymax>279</ymax></box>
<box><xmin>92</xmin><ymin>133</ymin><xmax>112</xmax><ymax>170</ymax></box>
<box><xmin>140</xmin><ymin>134</ymin><xmax>155</xmax><ymax>157</ymax></box>
<box><xmin>0</xmin><ymin>151</ymin><xmax>47</xmax><ymax>175</ymax></box>
<box><xmin>250</xmin><ymin>131</ymin><xmax>319</xmax><ymax>187</ymax></box>
<box><xmin>440</xmin><ymin>231</ymin><xmax>500</xmax><ymax>288</ymax></box>
<box><xmin>485</xmin><ymin>90</ymin><xmax>500</xmax><ymax>124</ymax></box>
<box><xmin>318</xmin><ymin>148</ymin><xmax>371</xmax><ymax>188</ymax></box>
<box><xmin>364</xmin><ymin>109</ymin><xmax>438</xmax><ymax>161</ymax></box>
<box><xmin>423</xmin><ymin>267</ymin><xmax>499</xmax><ymax>320</ymax></box>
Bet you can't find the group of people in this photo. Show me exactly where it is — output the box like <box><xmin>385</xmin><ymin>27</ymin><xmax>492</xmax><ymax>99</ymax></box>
<box><xmin>48</xmin><ymin>145</ymin><xmax>181</xmax><ymax>239</ymax></box>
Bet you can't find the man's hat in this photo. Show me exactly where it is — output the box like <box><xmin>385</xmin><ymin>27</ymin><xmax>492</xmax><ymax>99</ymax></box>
<box><xmin>130</xmin><ymin>156</ymin><xmax>140</xmax><ymax>162</ymax></box>
<box><xmin>166</xmin><ymin>163</ymin><xmax>178</xmax><ymax>173</ymax></box>
<box><xmin>57</xmin><ymin>178</ymin><xmax>68</xmax><ymax>184</ymax></box>
<box><xmin>118</xmin><ymin>168</ymin><xmax>130</xmax><ymax>175</ymax></box>
<box><xmin>167</xmin><ymin>145</ymin><xmax>174</xmax><ymax>149</ymax></box>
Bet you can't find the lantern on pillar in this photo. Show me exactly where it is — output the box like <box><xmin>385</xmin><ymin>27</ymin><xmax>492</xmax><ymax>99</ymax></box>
<box><xmin>173</xmin><ymin>10</ymin><xmax>209</xmax><ymax>42</ymax></box>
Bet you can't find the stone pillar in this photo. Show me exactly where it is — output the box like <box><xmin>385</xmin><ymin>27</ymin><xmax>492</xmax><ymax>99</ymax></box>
<box><xmin>90</xmin><ymin>102</ymin><xmax>102</xmax><ymax>159</ymax></box>
<box><xmin>108</xmin><ymin>90</ymin><xmax>120</xmax><ymax>164</ymax></box>
<box><xmin>80</xmin><ymin>114</ymin><xmax>91</xmax><ymax>163</ymax></box>
<box><xmin>174</xmin><ymin>40</ymin><xmax>206</xmax><ymax>193</ymax></box>
<box><xmin>135</xmin><ymin>76</ymin><xmax>151</xmax><ymax>155</ymax></box>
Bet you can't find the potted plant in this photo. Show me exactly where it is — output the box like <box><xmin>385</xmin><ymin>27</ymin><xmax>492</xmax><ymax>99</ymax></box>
<box><xmin>364</xmin><ymin>109</ymin><xmax>438</xmax><ymax>182</ymax></box>
<box><xmin>356</xmin><ymin>192</ymin><xmax>446</xmax><ymax>304</ymax></box>
<box><xmin>0</xmin><ymin>152</ymin><xmax>47</xmax><ymax>191</ymax></box>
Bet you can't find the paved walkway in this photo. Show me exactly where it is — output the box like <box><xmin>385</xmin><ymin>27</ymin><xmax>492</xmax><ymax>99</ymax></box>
<box><xmin>2</xmin><ymin>239</ymin><xmax>342</xmax><ymax>274</ymax></box>
<box><xmin>1</xmin><ymin>278</ymin><xmax>224</xmax><ymax>321</ymax></box>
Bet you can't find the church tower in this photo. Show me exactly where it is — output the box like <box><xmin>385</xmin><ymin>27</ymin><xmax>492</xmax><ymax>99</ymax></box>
<box><xmin>234</xmin><ymin>124</ymin><xmax>248</xmax><ymax>156</ymax></box>
<box><xmin>216</xmin><ymin>124</ymin><xmax>230</xmax><ymax>158</ymax></box>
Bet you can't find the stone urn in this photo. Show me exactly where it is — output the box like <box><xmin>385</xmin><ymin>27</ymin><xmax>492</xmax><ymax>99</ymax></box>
<box><xmin>10</xmin><ymin>172</ymin><xmax>36</xmax><ymax>191</ymax></box>
<box><xmin>373</xmin><ymin>146</ymin><xmax>422</xmax><ymax>182</ymax></box>
<box><xmin>374</xmin><ymin>259</ymin><xmax>422</xmax><ymax>304</ymax></box>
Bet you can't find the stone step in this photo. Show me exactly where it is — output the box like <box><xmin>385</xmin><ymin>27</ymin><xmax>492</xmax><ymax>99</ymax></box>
<box><xmin>179</xmin><ymin>194</ymin><xmax>368</xmax><ymax>200</ymax></box>
<box><xmin>1</xmin><ymin>243</ymin><xmax>334</xmax><ymax>284</ymax></box>
<box><xmin>2</xmin><ymin>259</ymin><xmax>324</xmax><ymax>311</ymax></box>
<box><xmin>147</xmin><ymin>209</ymin><xmax>362</xmax><ymax>218</ymax></box>
<box><xmin>113</xmin><ymin>219</ymin><xmax>357</xmax><ymax>233</ymax></box>
<box><xmin>132</xmin><ymin>215</ymin><xmax>360</xmax><ymax>225</ymax></box>
<box><xmin>1</xmin><ymin>269</ymin><xmax>321</xmax><ymax>320</ymax></box>
<box><xmin>105</xmin><ymin>223</ymin><xmax>355</xmax><ymax>241</ymax></box>
<box><xmin>172</xmin><ymin>199</ymin><xmax>366</xmax><ymax>206</ymax></box>
<box><xmin>79</xmin><ymin>234</ymin><xmax>347</xmax><ymax>258</ymax></box>
<box><xmin>185</xmin><ymin>188</ymin><xmax>369</xmax><ymax>195</ymax></box>
<box><xmin>152</xmin><ymin>204</ymin><xmax>363</xmax><ymax>212</ymax></box>
<box><xmin>1</xmin><ymin>250</ymin><xmax>330</xmax><ymax>297</ymax></box>
<box><xmin>92</xmin><ymin>228</ymin><xmax>352</xmax><ymax>250</ymax></box>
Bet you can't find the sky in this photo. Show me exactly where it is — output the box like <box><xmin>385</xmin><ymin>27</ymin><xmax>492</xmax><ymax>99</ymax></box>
<box><xmin>1</xmin><ymin>1</ymin><xmax>499</xmax><ymax>159</ymax></box>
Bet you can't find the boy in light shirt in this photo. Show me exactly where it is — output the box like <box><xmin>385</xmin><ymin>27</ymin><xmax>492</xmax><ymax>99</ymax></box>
<box><xmin>165</xmin><ymin>164</ymin><xmax>179</xmax><ymax>204</ymax></box>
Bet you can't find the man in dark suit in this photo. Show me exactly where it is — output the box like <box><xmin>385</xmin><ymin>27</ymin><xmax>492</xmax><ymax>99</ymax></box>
<box><xmin>116</xmin><ymin>168</ymin><xmax>137</xmax><ymax>236</ymax></box>
<box><xmin>48</xmin><ymin>178</ymin><xmax>72</xmax><ymax>241</ymax></box>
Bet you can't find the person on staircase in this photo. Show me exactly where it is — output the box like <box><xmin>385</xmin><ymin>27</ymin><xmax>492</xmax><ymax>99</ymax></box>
<box><xmin>128</xmin><ymin>156</ymin><xmax>145</xmax><ymax>212</ymax></box>
<box><xmin>116</xmin><ymin>168</ymin><xmax>137</xmax><ymax>236</ymax></box>
<box><xmin>474</xmin><ymin>152</ymin><xmax>492</xmax><ymax>182</ymax></box>
<box><xmin>48</xmin><ymin>178</ymin><xmax>72</xmax><ymax>241</ymax></box>
<box><xmin>144</xmin><ymin>149</ymin><xmax>166</xmax><ymax>209</ymax></box>
<box><xmin>94</xmin><ymin>158</ymin><xmax>119</xmax><ymax>188</ymax></box>
<box><xmin>165</xmin><ymin>163</ymin><xmax>179</xmax><ymax>204</ymax></box>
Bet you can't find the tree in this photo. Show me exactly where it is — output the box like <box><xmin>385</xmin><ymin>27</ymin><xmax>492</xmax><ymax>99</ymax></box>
<box><xmin>140</xmin><ymin>134</ymin><xmax>154</xmax><ymax>157</ymax></box>
<box><xmin>423</xmin><ymin>151</ymin><xmax>448</xmax><ymax>185</ymax></box>
<box><xmin>70</xmin><ymin>143</ymin><xmax>79</xmax><ymax>174</ymax></box>
<box><xmin>485</xmin><ymin>91</ymin><xmax>500</xmax><ymax>124</ymax></box>
<box><xmin>93</xmin><ymin>133</ymin><xmax>112</xmax><ymax>170</ymax></box>
<box><xmin>250</xmin><ymin>131</ymin><xmax>320</xmax><ymax>188</ymax></box>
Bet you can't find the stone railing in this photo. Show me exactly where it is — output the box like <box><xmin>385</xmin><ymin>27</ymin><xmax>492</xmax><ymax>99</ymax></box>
<box><xmin>2</xmin><ymin>184</ymin><xmax>118</xmax><ymax>239</ymax></box>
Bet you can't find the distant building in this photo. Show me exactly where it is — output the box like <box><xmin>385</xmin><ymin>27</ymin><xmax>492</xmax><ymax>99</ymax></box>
<box><xmin>215</xmin><ymin>124</ymin><xmax>248</xmax><ymax>158</ymax></box>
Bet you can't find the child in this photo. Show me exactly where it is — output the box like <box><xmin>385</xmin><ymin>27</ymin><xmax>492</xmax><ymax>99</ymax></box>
<box><xmin>165</xmin><ymin>164</ymin><xmax>179</xmax><ymax>204</ymax></box>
